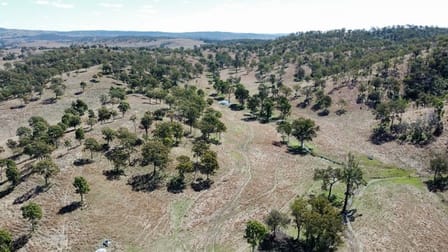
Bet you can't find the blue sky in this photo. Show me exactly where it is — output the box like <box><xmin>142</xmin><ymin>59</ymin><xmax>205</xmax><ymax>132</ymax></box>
<box><xmin>0</xmin><ymin>0</ymin><xmax>447</xmax><ymax>33</ymax></box>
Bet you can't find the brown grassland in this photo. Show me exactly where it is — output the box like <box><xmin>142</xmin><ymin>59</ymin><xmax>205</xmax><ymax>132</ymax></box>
<box><xmin>0</xmin><ymin>62</ymin><xmax>448</xmax><ymax>251</ymax></box>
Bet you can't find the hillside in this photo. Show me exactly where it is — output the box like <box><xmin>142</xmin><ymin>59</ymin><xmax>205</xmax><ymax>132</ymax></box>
<box><xmin>0</xmin><ymin>28</ymin><xmax>282</xmax><ymax>49</ymax></box>
<box><xmin>0</xmin><ymin>26</ymin><xmax>448</xmax><ymax>251</ymax></box>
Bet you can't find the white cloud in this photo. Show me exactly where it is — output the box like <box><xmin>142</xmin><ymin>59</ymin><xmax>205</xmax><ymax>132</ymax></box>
<box><xmin>35</xmin><ymin>0</ymin><xmax>49</xmax><ymax>5</ymax></box>
<box><xmin>52</xmin><ymin>2</ymin><xmax>73</xmax><ymax>9</ymax></box>
<box><xmin>34</xmin><ymin>0</ymin><xmax>74</xmax><ymax>9</ymax></box>
<box><xmin>138</xmin><ymin>5</ymin><xmax>157</xmax><ymax>15</ymax></box>
<box><xmin>98</xmin><ymin>2</ymin><xmax>123</xmax><ymax>9</ymax></box>
<box><xmin>1</xmin><ymin>2</ymin><xmax>8</xmax><ymax>6</ymax></box>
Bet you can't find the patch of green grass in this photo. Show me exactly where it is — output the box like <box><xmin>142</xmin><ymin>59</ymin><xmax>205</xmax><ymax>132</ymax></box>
<box><xmin>170</xmin><ymin>198</ymin><xmax>194</xmax><ymax>231</ymax></box>
<box><xmin>358</xmin><ymin>155</ymin><xmax>412</xmax><ymax>181</ymax></box>
<box><xmin>388</xmin><ymin>177</ymin><xmax>424</xmax><ymax>188</ymax></box>
<box><xmin>369</xmin><ymin>176</ymin><xmax>425</xmax><ymax>190</ymax></box>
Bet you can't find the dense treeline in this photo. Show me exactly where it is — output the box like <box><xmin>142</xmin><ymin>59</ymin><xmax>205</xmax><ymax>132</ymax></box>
<box><xmin>0</xmin><ymin>45</ymin><xmax>202</xmax><ymax>101</ymax></box>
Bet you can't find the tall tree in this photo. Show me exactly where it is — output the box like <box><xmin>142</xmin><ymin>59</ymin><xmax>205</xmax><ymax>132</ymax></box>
<box><xmin>429</xmin><ymin>154</ymin><xmax>448</xmax><ymax>185</ymax></box>
<box><xmin>47</xmin><ymin>125</ymin><xmax>64</xmax><ymax>147</ymax></box>
<box><xmin>141</xmin><ymin>140</ymin><xmax>170</xmax><ymax>176</ymax></box>
<box><xmin>277</xmin><ymin>96</ymin><xmax>291</xmax><ymax>119</ymax></box>
<box><xmin>259</xmin><ymin>98</ymin><xmax>274</xmax><ymax>122</ymax></box>
<box><xmin>75</xmin><ymin>128</ymin><xmax>85</xmax><ymax>145</ymax></box>
<box><xmin>105</xmin><ymin>146</ymin><xmax>129</xmax><ymax>174</ymax></box>
<box><xmin>140</xmin><ymin>112</ymin><xmax>153</xmax><ymax>138</ymax></box>
<box><xmin>171</xmin><ymin>122</ymin><xmax>184</xmax><ymax>145</ymax></box>
<box><xmin>21</xmin><ymin>202</ymin><xmax>42</xmax><ymax>232</ymax></box>
<box><xmin>23</xmin><ymin>141</ymin><xmax>54</xmax><ymax>159</ymax></box>
<box><xmin>234</xmin><ymin>84</ymin><xmax>250</xmax><ymax>106</ymax></box>
<box><xmin>73</xmin><ymin>176</ymin><xmax>90</xmax><ymax>205</ymax></box>
<box><xmin>340</xmin><ymin>153</ymin><xmax>366</xmax><ymax>215</ymax></box>
<box><xmin>201</xmin><ymin>150</ymin><xmax>219</xmax><ymax>180</ymax></box>
<box><xmin>290</xmin><ymin>196</ymin><xmax>308</xmax><ymax>240</ymax></box>
<box><xmin>118</xmin><ymin>100</ymin><xmax>130</xmax><ymax>118</ymax></box>
<box><xmin>5</xmin><ymin>160</ymin><xmax>19</xmax><ymax>187</ymax></box>
<box><xmin>303</xmin><ymin>195</ymin><xmax>343</xmax><ymax>250</ymax></box>
<box><xmin>314</xmin><ymin>166</ymin><xmax>342</xmax><ymax>200</ymax></box>
<box><xmin>276</xmin><ymin>121</ymin><xmax>292</xmax><ymax>143</ymax></box>
<box><xmin>244</xmin><ymin>220</ymin><xmax>268</xmax><ymax>252</ymax></box>
<box><xmin>33</xmin><ymin>158</ymin><xmax>59</xmax><ymax>187</ymax></box>
<box><xmin>264</xmin><ymin>209</ymin><xmax>289</xmax><ymax>237</ymax></box>
<box><xmin>101</xmin><ymin>127</ymin><xmax>115</xmax><ymax>145</ymax></box>
<box><xmin>97</xmin><ymin>106</ymin><xmax>112</xmax><ymax>123</ymax></box>
<box><xmin>83</xmin><ymin>138</ymin><xmax>100</xmax><ymax>160</ymax></box>
<box><xmin>291</xmin><ymin>118</ymin><xmax>319</xmax><ymax>150</ymax></box>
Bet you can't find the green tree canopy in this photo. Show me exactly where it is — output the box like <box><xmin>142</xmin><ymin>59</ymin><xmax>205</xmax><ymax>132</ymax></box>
<box><xmin>141</xmin><ymin>140</ymin><xmax>170</xmax><ymax>176</ymax></box>
<box><xmin>0</xmin><ymin>228</ymin><xmax>12</xmax><ymax>252</ymax></box>
<box><xmin>291</xmin><ymin>117</ymin><xmax>319</xmax><ymax>150</ymax></box>
<box><xmin>244</xmin><ymin>220</ymin><xmax>268</xmax><ymax>252</ymax></box>
<box><xmin>73</xmin><ymin>176</ymin><xmax>90</xmax><ymax>204</ymax></box>
<box><xmin>33</xmin><ymin>158</ymin><xmax>59</xmax><ymax>187</ymax></box>
<box><xmin>21</xmin><ymin>202</ymin><xmax>43</xmax><ymax>232</ymax></box>
<box><xmin>264</xmin><ymin>209</ymin><xmax>289</xmax><ymax>237</ymax></box>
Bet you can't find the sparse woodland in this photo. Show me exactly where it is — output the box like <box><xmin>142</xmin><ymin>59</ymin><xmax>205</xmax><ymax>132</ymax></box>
<box><xmin>1</xmin><ymin>26</ymin><xmax>448</xmax><ymax>251</ymax></box>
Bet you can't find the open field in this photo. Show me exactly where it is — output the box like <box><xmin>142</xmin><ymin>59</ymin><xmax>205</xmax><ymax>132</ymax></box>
<box><xmin>1</xmin><ymin>64</ymin><xmax>448</xmax><ymax>251</ymax></box>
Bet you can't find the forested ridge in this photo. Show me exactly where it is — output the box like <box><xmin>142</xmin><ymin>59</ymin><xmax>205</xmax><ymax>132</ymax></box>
<box><xmin>1</xmin><ymin>25</ymin><xmax>448</xmax><ymax>251</ymax></box>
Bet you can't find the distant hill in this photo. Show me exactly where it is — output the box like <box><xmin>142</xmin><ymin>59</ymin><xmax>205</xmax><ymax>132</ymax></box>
<box><xmin>0</xmin><ymin>28</ymin><xmax>283</xmax><ymax>48</ymax></box>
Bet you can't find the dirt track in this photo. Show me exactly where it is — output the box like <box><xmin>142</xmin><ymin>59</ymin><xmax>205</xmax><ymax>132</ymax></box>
<box><xmin>1</xmin><ymin>66</ymin><xmax>448</xmax><ymax>251</ymax></box>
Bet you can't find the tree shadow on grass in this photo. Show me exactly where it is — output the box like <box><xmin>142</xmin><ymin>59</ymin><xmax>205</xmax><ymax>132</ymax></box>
<box><xmin>127</xmin><ymin>172</ymin><xmax>163</xmax><ymax>192</ymax></box>
<box><xmin>102</xmin><ymin>169</ymin><xmax>125</xmax><ymax>181</ymax></box>
<box><xmin>259</xmin><ymin>232</ymin><xmax>301</xmax><ymax>252</ymax></box>
<box><xmin>13</xmin><ymin>185</ymin><xmax>45</xmax><ymax>205</ymax></box>
<box><xmin>287</xmin><ymin>146</ymin><xmax>310</xmax><ymax>156</ymax></box>
<box><xmin>9</xmin><ymin>104</ymin><xmax>26</xmax><ymax>110</ymax></box>
<box><xmin>425</xmin><ymin>178</ymin><xmax>448</xmax><ymax>192</ymax></box>
<box><xmin>0</xmin><ymin>186</ymin><xmax>14</xmax><ymax>199</ymax></box>
<box><xmin>58</xmin><ymin>201</ymin><xmax>82</xmax><ymax>215</ymax></box>
<box><xmin>19</xmin><ymin>165</ymin><xmax>35</xmax><ymax>183</ymax></box>
<box><xmin>191</xmin><ymin>178</ymin><xmax>213</xmax><ymax>192</ymax></box>
<box><xmin>73</xmin><ymin>158</ymin><xmax>94</xmax><ymax>166</ymax></box>
<box><xmin>12</xmin><ymin>234</ymin><xmax>31</xmax><ymax>251</ymax></box>
<box><xmin>0</xmin><ymin>179</ymin><xmax>8</xmax><ymax>186</ymax></box>
<box><xmin>41</xmin><ymin>98</ymin><xmax>57</xmax><ymax>105</ymax></box>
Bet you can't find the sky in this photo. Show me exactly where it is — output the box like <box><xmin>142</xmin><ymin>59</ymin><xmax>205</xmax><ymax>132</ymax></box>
<box><xmin>0</xmin><ymin>0</ymin><xmax>447</xmax><ymax>33</ymax></box>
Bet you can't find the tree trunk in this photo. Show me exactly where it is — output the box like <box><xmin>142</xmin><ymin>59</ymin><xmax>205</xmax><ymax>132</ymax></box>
<box><xmin>296</xmin><ymin>221</ymin><xmax>301</xmax><ymax>240</ymax></box>
<box><xmin>153</xmin><ymin>163</ymin><xmax>157</xmax><ymax>177</ymax></box>
<box><xmin>328</xmin><ymin>183</ymin><xmax>334</xmax><ymax>200</ymax></box>
<box><xmin>342</xmin><ymin>182</ymin><xmax>351</xmax><ymax>214</ymax></box>
<box><xmin>300</xmin><ymin>139</ymin><xmax>304</xmax><ymax>149</ymax></box>
<box><xmin>80</xmin><ymin>193</ymin><xmax>84</xmax><ymax>204</ymax></box>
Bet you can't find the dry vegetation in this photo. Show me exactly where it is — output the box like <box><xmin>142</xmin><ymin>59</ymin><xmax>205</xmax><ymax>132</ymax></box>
<box><xmin>1</xmin><ymin>61</ymin><xmax>447</xmax><ymax>252</ymax></box>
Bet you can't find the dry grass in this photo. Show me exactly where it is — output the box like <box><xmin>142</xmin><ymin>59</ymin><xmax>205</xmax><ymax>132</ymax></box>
<box><xmin>1</xmin><ymin>65</ymin><xmax>448</xmax><ymax>252</ymax></box>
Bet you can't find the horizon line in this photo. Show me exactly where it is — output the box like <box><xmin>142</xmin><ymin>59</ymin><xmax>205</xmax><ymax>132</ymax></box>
<box><xmin>1</xmin><ymin>24</ymin><xmax>447</xmax><ymax>35</ymax></box>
